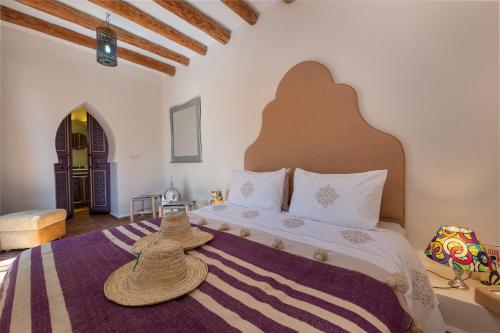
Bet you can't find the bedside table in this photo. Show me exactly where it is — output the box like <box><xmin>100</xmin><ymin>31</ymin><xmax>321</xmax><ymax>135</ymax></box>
<box><xmin>417</xmin><ymin>252</ymin><xmax>500</xmax><ymax>333</ymax></box>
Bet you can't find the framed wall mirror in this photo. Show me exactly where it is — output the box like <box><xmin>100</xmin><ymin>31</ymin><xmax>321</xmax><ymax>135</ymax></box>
<box><xmin>170</xmin><ymin>96</ymin><xmax>202</xmax><ymax>163</ymax></box>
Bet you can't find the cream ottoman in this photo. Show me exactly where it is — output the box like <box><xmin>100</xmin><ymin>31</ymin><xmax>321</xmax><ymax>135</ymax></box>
<box><xmin>0</xmin><ymin>209</ymin><xmax>67</xmax><ymax>251</ymax></box>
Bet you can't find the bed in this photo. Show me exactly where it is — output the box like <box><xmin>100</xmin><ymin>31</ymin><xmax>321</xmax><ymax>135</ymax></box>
<box><xmin>0</xmin><ymin>61</ymin><xmax>445</xmax><ymax>332</ymax></box>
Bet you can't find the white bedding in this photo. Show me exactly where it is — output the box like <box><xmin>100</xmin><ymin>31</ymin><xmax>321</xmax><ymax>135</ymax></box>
<box><xmin>378</xmin><ymin>221</ymin><xmax>406</xmax><ymax>236</ymax></box>
<box><xmin>193</xmin><ymin>204</ymin><xmax>445</xmax><ymax>333</ymax></box>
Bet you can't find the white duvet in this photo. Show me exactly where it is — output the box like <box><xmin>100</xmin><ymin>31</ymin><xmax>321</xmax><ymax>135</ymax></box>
<box><xmin>194</xmin><ymin>204</ymin><xmax>446</xmax><ymax>333</ymax></box>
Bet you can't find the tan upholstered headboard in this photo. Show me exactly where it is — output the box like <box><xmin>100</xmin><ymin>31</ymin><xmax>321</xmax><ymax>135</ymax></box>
<box><xmin>244</xmin><ymin>61</ymin><xmax>405</xmax><ymax>226</ymax></box>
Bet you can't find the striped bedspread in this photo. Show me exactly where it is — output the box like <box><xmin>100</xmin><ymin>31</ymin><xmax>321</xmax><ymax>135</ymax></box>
<box><xmin>0</xmin><ymin>219</ymin><xmax>412</xmax><ymax>332</ymax></box>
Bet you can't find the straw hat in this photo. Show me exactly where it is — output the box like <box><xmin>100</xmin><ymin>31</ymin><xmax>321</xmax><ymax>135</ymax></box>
<box><xmin>132</xmin><ymin>211</ymin><xmax>213</xmax><ymax>254</ymax></box>
<box><xmin>104</xmin><ymin>239</ymin><xmax>207</xmax><ymax>306</ymax></box>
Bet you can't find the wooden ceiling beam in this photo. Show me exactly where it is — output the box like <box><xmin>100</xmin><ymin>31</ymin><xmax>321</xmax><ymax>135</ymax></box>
<box><xmin>0</xmin><ymin>5</ymin><xmax>175</xmax><ymax>76</ymax></box>
<box><xmin>15</xmin><ymin>0</ymin><xmax>189</xmax><ymax>65</ymax></box>
<box><xmin>154</xmin><ymin>0</ymin><xmax>231</xmax><ymax>44</ymax></box>
<box><xmin>88</xmin><ymin>0</ymin><xmax>206</xmax><ymax>55</ymax></box>
<box><xmin>221</xmin><ymin>0</ymin><xmax>258</xmax><ymax>25</ymax></box>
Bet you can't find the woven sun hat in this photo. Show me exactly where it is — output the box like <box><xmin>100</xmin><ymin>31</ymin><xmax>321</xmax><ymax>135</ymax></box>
<box><xmin>132</xmin><ymin>211</ymin><xmax>213</xmax><ymax>254</ymax></box>
<box><xmin>104</xmin><ymin>238</ymin><xmax>208</xmax><ymax>306</ymax></box>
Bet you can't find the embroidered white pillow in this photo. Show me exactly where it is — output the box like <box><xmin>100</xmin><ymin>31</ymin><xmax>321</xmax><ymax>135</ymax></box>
<box><xmin>227</xmin><ymin>169</ymin><xmax>286</xmax><ymax>212</ymax></box>
<box><xmin>289</xmin><ymin>168</ymin><xmax>388</xmax><ymax>229</ymax></box>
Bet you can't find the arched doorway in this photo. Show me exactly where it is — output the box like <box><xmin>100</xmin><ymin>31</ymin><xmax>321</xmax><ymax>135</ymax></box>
<box><xmin>54</xmin><ymin>108</ymin><xmax>111</xmax><ymax>218</ymax></box>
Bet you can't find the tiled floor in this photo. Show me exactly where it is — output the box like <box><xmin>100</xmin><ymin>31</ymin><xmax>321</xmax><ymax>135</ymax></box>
<box><xmin>0</xmin><ymin>208</ymin><xmax>152</xmax><ymax>283</ymax></box>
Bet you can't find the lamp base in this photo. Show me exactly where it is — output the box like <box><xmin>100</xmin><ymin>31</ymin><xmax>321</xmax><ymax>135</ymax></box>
<box><xmin>449</xmin><ymin>268</ymin><xmax>469</xmax><ymax>290</ymax></box>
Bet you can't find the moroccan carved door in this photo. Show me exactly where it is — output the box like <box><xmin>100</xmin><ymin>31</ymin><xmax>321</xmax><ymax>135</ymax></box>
<box><xmin>54</xmin><ymin>115</ymin><xmax>73</xmax><ymax>218</ymax></box>
<box><xmin>87</xmin><ymin>114</ymin><xmax>111</xmax><ymax>213</ymax></box>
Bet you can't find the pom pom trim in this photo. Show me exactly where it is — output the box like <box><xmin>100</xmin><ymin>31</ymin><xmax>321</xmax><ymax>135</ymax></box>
<box><xmin>313</xmin><ymin>249</ymin><xmax>328</xmax><ymax>262</ymax></box>
<box><xmin>272</xmin><ymin>238</ymin><xmax>284</xmax><ymax>249</ymax></box>
<box><xmin>385</xmin><ymin>273</ymin><xmax>409</xmax><ymax>294</ymax></box>
<box><xmin>218</xmin><ymin>223</ymin><xmax>230</xmax><ymax>231</ymax></box>
<box><xmin>240</xmin><ymin>228</ymin><xmax>251</xmax><ymax>237</ymax></box>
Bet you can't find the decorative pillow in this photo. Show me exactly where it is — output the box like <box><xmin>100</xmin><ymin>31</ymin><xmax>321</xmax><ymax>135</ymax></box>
<box><xmin>228</xmin><ymin>169</ymin><xmax>286</xmax><ymax>212</ymax></box>
<box><xmin>289</xmin><ymin>168</ymin><xmax>388</xmax><ymax>229</ymax></box>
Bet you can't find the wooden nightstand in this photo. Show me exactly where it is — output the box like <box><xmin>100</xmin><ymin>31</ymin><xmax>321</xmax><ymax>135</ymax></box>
<box><xmin>416</xmin><ymin>252</ymin><xmax>500</xmax><ymax>333</ymax></box>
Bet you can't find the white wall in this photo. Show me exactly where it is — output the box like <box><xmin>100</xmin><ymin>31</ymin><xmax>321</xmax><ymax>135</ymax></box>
<box><xmin>1</xmin><ymin>26</ymin><xmax>164</xmax><ymax>217</ymax></box>
<box><xmin>161</xmin><ymin>1</ymin><xmax>499</xmax><ymax>249</ymax></box>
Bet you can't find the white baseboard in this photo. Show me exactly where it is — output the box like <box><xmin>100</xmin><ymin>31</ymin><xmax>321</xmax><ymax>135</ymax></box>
<box><xmin>110</xmin><ymin>212</ymin><xmax>128</xmax><ymax>219</ymax></box>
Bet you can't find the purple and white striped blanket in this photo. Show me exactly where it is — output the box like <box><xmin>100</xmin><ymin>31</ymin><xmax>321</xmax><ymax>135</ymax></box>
<box><xmin>0</xmin><ymin>219</ymin><xmax>413</xmax><ymax>332</ymax></box>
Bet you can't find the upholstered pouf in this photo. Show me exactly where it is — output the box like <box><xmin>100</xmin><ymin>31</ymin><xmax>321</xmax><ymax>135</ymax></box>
<box><xmin>0</xmin><ymin>209</ymin><xmax>67</xmax><ymax>251</ymax></box>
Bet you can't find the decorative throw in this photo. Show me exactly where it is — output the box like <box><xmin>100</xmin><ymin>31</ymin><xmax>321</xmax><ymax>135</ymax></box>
<box><xmin>0</xmin><ymin>219</ymin><xmax>413</xmax><ymax>333</ymax></box>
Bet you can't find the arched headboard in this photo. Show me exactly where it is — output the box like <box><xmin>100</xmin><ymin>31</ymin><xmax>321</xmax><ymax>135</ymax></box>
<box><xmin>244</xmin><ymin>61</ymin><xmax>405</xmax><ymax>226</ymax></box>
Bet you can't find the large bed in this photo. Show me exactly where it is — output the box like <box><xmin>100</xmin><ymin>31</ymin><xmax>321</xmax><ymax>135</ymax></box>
<box><xmin>0</xmin><ymin>62</ymin><xmax>446</xmax><ymax>332</ymax></box>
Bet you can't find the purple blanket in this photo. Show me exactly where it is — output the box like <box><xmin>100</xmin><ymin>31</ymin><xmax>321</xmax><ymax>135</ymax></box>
<box><xmin>0</xmin><ymin>219</ymin><xmax>412</xmax><ymax>332</ymax></box>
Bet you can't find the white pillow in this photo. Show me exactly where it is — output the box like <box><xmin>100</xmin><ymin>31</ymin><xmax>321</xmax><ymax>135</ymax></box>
<box><xmin>289</xmin><ymin>168</ymin><xmax>387</xmax><ymax>229</ymax></box>
<box><xmin>228</xmin><ymin>169</ymin><xmax>286</xmax><ymax>212</ymax></box>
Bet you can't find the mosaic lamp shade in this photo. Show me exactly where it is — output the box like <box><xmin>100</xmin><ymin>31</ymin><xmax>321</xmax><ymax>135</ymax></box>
<box><xmin>424</xmin><ymin>226</ymin><xmax>496</xmax><ymax>290</ymax></box>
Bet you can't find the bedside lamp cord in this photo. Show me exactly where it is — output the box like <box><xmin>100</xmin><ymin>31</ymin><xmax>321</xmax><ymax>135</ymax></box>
<box><xmin>426</xmin><ymin>269</ymin><xmax>471</xmax><ymax>289</ymax></box>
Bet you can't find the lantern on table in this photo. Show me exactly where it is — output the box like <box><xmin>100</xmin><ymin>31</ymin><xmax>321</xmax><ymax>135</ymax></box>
<box><xmin>162</xmin><ymin>177</ymin><xmax>181</xmax><ymax>205</ymax></box>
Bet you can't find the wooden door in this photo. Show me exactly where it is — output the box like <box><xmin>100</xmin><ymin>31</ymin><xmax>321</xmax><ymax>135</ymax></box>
<box><xmin>87</xmin><ymin>114</ymin><xmax>111</xmax><ymax>213</ymax></box>
<box><xmin>54</xmin><ymin>115</ymin><xmax>73</xmax><ymax>217</ymax></box>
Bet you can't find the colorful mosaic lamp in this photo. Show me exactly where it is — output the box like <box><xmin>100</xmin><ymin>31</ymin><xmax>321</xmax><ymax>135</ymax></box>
<box><xmin>424</xmin><ymin>226</ymin><xmax>497</xmax><ymax>290</ymax></box>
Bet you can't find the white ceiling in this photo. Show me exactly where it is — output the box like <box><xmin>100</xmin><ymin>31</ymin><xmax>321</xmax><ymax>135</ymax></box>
<box><xmin>1</xmin><ymin>0</ymin><xmax>278</xmax><ymax>70</ymax></box>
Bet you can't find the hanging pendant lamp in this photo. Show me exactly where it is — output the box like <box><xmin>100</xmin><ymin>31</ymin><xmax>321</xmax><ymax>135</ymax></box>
<box><xmin>96</xmin><ymin>12</ymin><xmax>117</xmax><ymax>67</ymax></box>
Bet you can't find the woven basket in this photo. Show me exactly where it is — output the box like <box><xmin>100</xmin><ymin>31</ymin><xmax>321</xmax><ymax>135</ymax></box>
<box><xmin>475</xmin><ymin>285</ymin><xmax>500</xmax><ymax>316</ymax></box>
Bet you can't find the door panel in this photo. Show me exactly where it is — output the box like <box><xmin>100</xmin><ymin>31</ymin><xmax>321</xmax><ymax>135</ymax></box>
<box><xmin>87</xmin><ymin>114</ymin><xmax>111</xmax><ymax>213</ymax></box>
<box><xmin>90</xmin><ymin>165</ymin><xmax>110</xmax><ymax>210</ymax></box>
<box><xmin>54</xmin><ymin>115</ymin><xmax>73</xmax><ymax>217</ymax></box>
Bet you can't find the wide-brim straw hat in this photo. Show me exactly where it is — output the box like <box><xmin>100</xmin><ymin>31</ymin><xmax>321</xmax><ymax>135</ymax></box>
<box><xmin>132</xmin><ymin>211</ymin><xmax>213</xmax><ymax>254</ymax></box>
<box><xmin>104</xmin><ymin>239</ymin><xmax>207</xmax><ymax>306</ymax></box>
